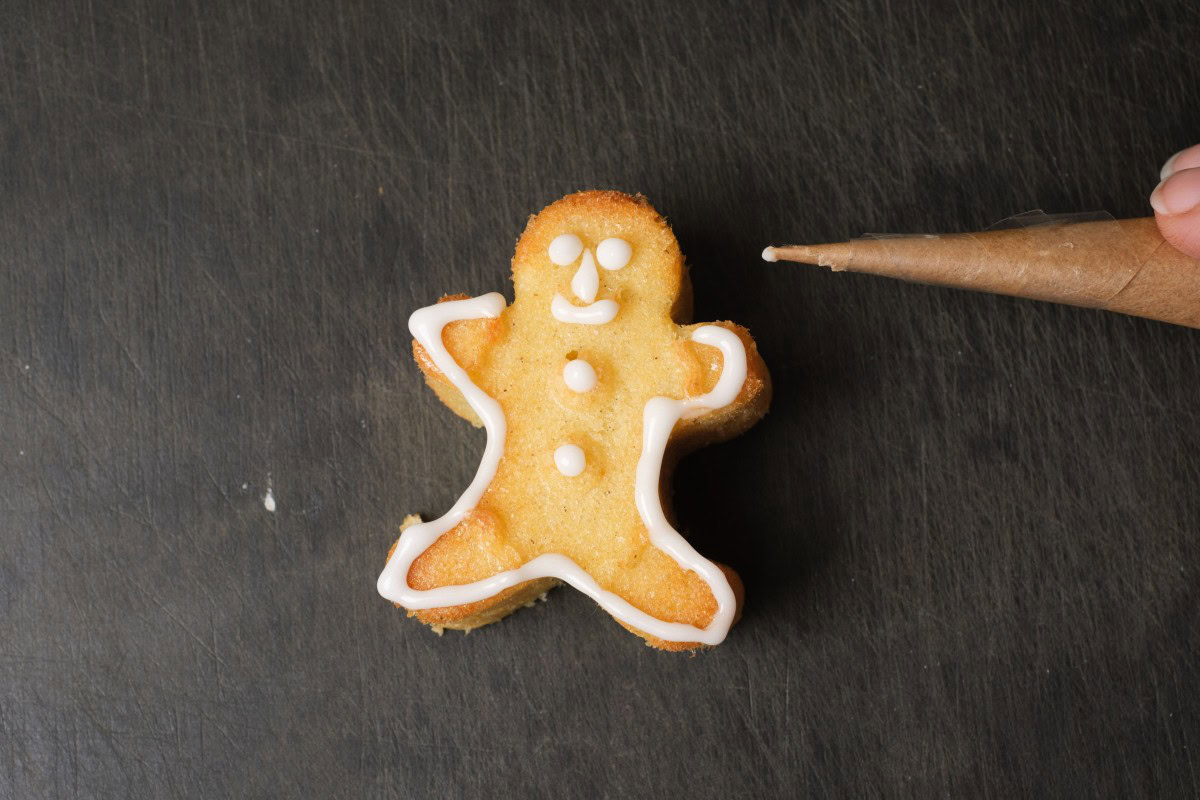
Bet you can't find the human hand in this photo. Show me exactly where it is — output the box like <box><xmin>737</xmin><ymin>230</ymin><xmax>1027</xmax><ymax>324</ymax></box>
<box><xmin>1151</xmin><ymin>144</ymin><xmax>1200</xmax><ymax>259</ymax></box>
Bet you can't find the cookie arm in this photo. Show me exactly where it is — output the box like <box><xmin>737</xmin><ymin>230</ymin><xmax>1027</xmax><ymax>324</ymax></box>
<box><xmin>676</xmin><ymin>322</ymin><xmax>772</xmax><ymax>445</ymax></box>
<box><xmin>412</xmin><ymin>293</ymin><xmax>504</xmax><ymax>426</ymax></box>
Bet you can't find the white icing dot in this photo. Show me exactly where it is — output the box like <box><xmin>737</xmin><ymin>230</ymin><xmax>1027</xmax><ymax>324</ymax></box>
<box><xmin>562</xmin><ymin>359</ymin><xmax>597</xmax><ymax>392</ymax></box>
<box><xmin>761</xmin><ymin>246</ymin><xmax>778</xmax><ymax>262</ymax></box>
<box><xmin>596</xmin><ymin>238</ymin><xmax>632</xmax><ymax>270</ymax></box>
<box><xmin>548</xmin><ymin>233</ymin><xmax>583</xmax><ymax>266</ymax></box>
<box><xmin>553</xmin><ymin>444</ymin><xmax>586</xmax><ymax>476</ymax></box>
<box><xmin>264</xmin><ymin>489</ymin><xmax>277</xmax><ymax>512</ymax></box>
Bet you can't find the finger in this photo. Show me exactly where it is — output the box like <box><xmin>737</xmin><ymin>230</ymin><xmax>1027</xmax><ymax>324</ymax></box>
<box><xmin>1151</xmin><ymin>166</ymin><xmax>1200</xmax><ymax>260</ymax></box>
<box><xmin>1160</xmin><ymin>143</ymin><xmax>1200</xmax><ymax>180</ymax></box>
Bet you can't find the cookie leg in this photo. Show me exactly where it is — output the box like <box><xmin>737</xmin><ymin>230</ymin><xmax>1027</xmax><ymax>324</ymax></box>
<box><xmin>605</xmin><ymin>546</ymin><xmax>745</xmax><ymax>652</ymax></box>
<box><xmin>387</xmin><ymin>512</ymin><xmax>560</xmax><ymax>634</ymax></box>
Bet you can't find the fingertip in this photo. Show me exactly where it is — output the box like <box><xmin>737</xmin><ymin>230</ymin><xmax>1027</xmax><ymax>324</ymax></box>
<box><xmin>1154</xmin><ymin>203</ymin><xmax>1200</xmax><ymax>261</ymax></box>
<box><xmin>1150</xmin><ymin>180</ymin><xmax>1169</xmax><ymax>215</ymax></box>
<box><xmin>1151</xmin><ymin>167</ymin><xmax>1200</xmax><ymax>216</ymax></box>
<box><xmin>1160</xmin><ymin>149</ymin><xmax>1184</xmax><ymax>181</ymax></box>
<box><xmin>1160</xmin><ymin>143</ymin><xmax>1200</xmax><ymax>181</ymax></box>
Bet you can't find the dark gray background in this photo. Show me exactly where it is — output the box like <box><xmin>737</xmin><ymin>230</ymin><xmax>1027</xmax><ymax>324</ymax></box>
<box><xmin>3</xmin><ymin>1</ymin><xmax>1198</xmax><ymax>797</ymax></box>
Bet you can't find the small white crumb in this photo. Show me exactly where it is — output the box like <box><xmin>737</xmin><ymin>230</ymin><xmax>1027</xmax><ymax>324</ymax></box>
<box><xmin>523</xmin><ymin>591</ymin><xmax>552</xmax><ymax>609</ymax></box>
<box><xmin>761</xmin><ymin>246</ymin><xmax>778</xmax><ymax>262</ymax></box>
<box><xmin>241</xmin><ymin>482</ymin><xmax>249</xmax><ymax>490</ymax></box>
<box><xmin>263</xmin><ymin>489</ymin><xmax>277</xmax><ymax>512</ymax></box>
<box><xmin>23</xmin><ymin>364</ymin><xmax>31</xmax><ymax>372</ymax></box>
<box><xmin>18</xmin><ymin>450</ymin><xmax>25</xmax><ymax>456</ymax></box>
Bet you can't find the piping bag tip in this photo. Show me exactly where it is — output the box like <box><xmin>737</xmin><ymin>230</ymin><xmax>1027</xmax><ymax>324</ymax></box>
<box><xmin>762</xmin><ymin>244</ymin><xmax>824</xmax><ymax>266</ymax></box>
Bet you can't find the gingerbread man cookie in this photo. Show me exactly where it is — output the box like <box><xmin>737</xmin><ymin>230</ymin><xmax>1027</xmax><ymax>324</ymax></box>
<box><xmin>378</xmin><ymin>191</ymin><xmax>770</xmax><ymax>650</ymax></box>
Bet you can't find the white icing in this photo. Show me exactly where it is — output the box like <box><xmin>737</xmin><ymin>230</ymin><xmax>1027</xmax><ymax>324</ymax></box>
<box><xmin>549</xmin><ymin>233</ymin><xmax>583</xmax><ymax>266</ymax></box>
<box><xmin>596</xmin><ymin>237</ymin><xmax>632</xmax><ymax>270</ymax></box>
<box><xmin>571</xmin><ymin>249</ymin><xmax>599</xmax><ymax>303</ymax></box>
<box><xmin>551</xmin><ymin>293</ymin><xmax>619</xmax><ymax>325</ymax></box>
<box><xmin>562</xmin><ymin>359</ymin><xmax>598</xmax><ymax>392</ymax></box>
<box><xmin>630</xmin><ymin>325</ymin><xmax>746</xmax><ymax>643</ymax></box>
<box><xmin>760</xmin><ymin>246</ymin><xmax>778</xmax><ymax>262</ymax></box>
<box><xmin>264</xmin><ymin>489</ymin><xmax>276</xmax><ymax>512</ymax></box>
<box><xmin>553</xmin><ymin>444</ymin><xmax>586</xmax><ymax>476</ymax></box>
<box><xmin>377</xmin><ymin>293</ymin><xmax>748</xmax><ymax>646</ymax></box>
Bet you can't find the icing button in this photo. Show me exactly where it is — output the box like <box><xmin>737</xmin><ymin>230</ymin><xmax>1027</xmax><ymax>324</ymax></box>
<box><xmin>562</xmin><ymin>359</ymin><xmax>598</xmax><ymax>393</ymax></box>
<box><xmin>554</xmin><ymin>444</ymin><xmax>586</xmax><ymax>477</ymax></box>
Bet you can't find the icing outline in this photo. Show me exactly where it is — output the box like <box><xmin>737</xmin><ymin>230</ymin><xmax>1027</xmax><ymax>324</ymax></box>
<box><xmin>376</xmin><ymin>293</ymin><xmax>747</xmax><ymax>645</ymax></box>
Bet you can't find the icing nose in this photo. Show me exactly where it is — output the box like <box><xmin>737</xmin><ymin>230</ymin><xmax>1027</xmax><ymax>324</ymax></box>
<box><xmin>570</xmin><ymin>250</ymin><xmax>599</xmax><ymax>303</ymax></box>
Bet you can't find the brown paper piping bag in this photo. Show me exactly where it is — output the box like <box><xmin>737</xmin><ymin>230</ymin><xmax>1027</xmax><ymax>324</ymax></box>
<box><xmin>765</xmin><ymin>212</ymin><xmax>1200</xmax><ymax>329</ymax></box>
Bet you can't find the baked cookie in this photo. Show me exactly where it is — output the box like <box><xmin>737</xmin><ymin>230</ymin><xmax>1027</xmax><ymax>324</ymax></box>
<box><xmin>378</xmin><ymin>191</ymin><xmax>770</xmax><ymax>650</ymax></box>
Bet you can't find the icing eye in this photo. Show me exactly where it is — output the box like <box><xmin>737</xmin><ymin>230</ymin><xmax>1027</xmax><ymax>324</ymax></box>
<box><xmin>596</xmin><ymin>238</ymin><xmax>632</xmax><ymax>271</ymax></box>
<box><xmin>548</xmin><ymin>234</ymin><xmax>583</xmax><ymax>266</ymax></box>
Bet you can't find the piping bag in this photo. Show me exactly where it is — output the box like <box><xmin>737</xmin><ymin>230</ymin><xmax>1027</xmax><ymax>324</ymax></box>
<box><xmin>763</xmin><ymin>212</ymin><xmax>1200</xmax><ymax>329</ymax></box>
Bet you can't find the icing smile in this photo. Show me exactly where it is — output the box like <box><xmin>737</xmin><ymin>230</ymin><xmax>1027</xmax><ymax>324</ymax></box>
<box><xmin>551</xmin><ymin>293</ymin><xmax>619</xmax><ymax>324</ymax></box>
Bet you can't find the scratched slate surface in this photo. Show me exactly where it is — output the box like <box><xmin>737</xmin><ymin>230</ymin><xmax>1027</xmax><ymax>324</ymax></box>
<box><xmin>3</xmin><ymin>0</ymin><xmax>1199</xmax><ymax>797</ymax></box>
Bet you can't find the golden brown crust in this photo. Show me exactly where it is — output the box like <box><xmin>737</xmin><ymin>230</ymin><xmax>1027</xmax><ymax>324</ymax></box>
<box><xmin>390</xmin><ymin>190</ymin><xmax>770</xmax><ymax>650</ymax></box>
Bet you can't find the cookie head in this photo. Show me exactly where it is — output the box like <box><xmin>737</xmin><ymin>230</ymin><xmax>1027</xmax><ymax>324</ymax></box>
<box><xmin>512</xmin><ymin>191</ymin><xmax>687</xmax><ymax>323</ymax></box>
